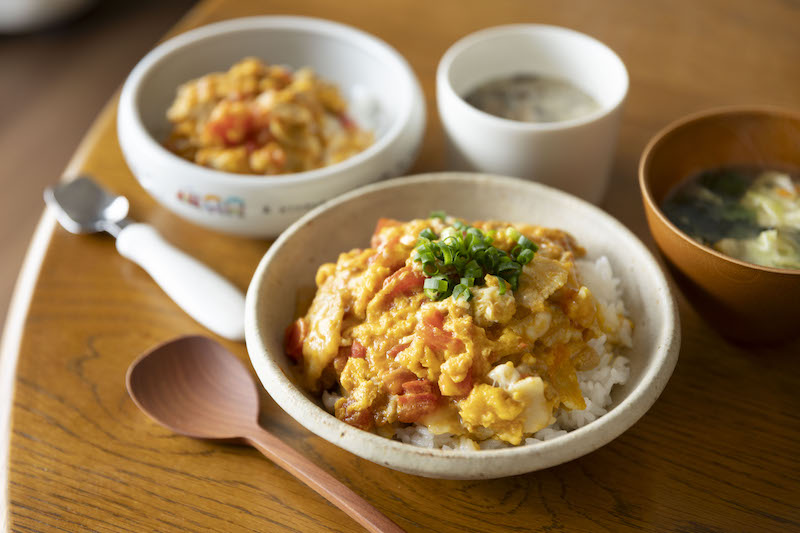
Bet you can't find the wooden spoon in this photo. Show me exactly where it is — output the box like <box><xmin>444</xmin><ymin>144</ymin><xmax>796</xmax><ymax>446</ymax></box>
<box><xmin>126</xmin><ymin>335</ymin><xmax>404</xmax><ymax>533</ymax></box>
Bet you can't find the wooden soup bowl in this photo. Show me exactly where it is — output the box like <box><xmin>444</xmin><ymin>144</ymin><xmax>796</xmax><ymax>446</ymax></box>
<box><xmin>639</xmin><ymin>106</ymin><xmax>800</xmax><ymax>343</ymax></box>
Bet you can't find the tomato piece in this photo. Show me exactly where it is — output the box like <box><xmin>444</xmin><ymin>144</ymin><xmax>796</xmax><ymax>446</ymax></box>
<box><xmin>383</xmin><ymin>366</ymin><xmax>418</xmax><ymax>395</ymax></box>
<box><xmin>419</xmin><ymin>309</ymin><xmax>465</xmax><ymax>352</ymax></box>
<box><xmin>284</xmin><ymin>318</ymin><xmax>307</xmax><ymax>363</ymax></box>
<box><xmin>207</xmin><ymin>112</ymin><xmax>256</xmax><ymax>147</ymax></box>
<box><xmin>397</xmin><ymin>379</ymin><xmax>441</xmax><ymax>423</ymax></box>
<box><xmin>370</xmin><ymin>218</ymin><xmax>402</xmax><ymax>248</ymax></box>
<box><xmin>383</xmin><ymin>267</ymin><xmax>425</xmax><ymax>301</ymax></box>
<box><xmin>351</xmin><ymin>340</ymin><xmax>366</xmax><ymax>359</ymax></box>
<box><xmin>338</xmin><ymin>112</ymin><xmax>356</xmax><ymax>131</ymax></box>
<box><xmin>401</xmin><ymin>379</ymin><xmax>437</xmax><ymax>395</ymax></box>
<box><xmin>342</xmin><ymin>403</ymin><xmax>373</xmax><ymax>431</ymax></box>
<box><xmin>424</xmin><ymin>309</ymin><xmax>444</xmax><ymax>329</ymax></box>
<box><xmin>386</xmin><ymin>342</ymin><xmax>410</xmax><ymax>359</ymax></box>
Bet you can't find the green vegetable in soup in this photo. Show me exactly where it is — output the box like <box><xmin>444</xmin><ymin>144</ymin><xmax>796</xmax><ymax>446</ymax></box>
<box><xmin>698</xmin><ymin>168</ymin><xmax>752</xmax><ymax>199</ymax></box>
<box><xmin>663</xmin><ymin>168</ymin><xmax>760</xmax><ymax>245</ymax></box>
<box><xmin>742</xmin><ymin>171</ymin><xmax>800</xmax><ymax>230</ymax></box>
<box><xmin>662</xmin><ymin>166</ymin><xmax>800</xmax><ymax>270</ymax></box>
<box><xmin>715</xmin><ymin>229</ymin><xmax>800</xmax><ymax>269</ymax></box>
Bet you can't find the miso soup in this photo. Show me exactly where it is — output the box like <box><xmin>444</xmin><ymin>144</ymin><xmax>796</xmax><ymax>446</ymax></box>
<box><xmin>662</xmin><ymin>166</ymin><xmax>800</xmax><ymax>270</ymax></box>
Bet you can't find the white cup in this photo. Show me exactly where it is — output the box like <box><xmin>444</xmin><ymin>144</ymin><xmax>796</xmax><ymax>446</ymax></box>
<box><xmin>437</xmin><ymin>24</ymin><xmax>628</xmax><ymax>204</ymax></box>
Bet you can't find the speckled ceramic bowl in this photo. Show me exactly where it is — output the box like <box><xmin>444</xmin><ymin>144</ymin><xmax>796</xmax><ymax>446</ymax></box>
<box><xmin>245</xmin><ymin>173</ymin><xmax>680</xmax><ymax>479</ymax></box>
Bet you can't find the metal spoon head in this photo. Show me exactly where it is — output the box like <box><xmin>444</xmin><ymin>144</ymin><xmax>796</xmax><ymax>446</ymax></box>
<box><xmin>44</xmin><ymin>175</ymin><xmax>129</xmax><ymax>234</ymax></box>
<box><xmin>126</xmin><ymin>335</ymin><xmax>260</xmax><ymax>440</ymax></box>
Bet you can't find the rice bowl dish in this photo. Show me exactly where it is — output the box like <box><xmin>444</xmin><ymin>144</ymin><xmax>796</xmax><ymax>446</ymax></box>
<box><xmin>244</xmin><ymin>172</ymin><xmax>680</xmax><ymax>479</ymax></box>
<box><xmin>285</xmin><ymin>215</ymin><xmax>634</xmax><ymax>450</ymax></box>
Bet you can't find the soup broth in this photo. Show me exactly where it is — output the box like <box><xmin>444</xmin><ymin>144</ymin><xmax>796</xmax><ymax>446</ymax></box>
<box><xmin>662</xmin><ymin>166</ymin><xmax>800</xmax><ymax>270</ymax></box>
<box><xmin>464</xmin><ymin>73</ymin><xmax>601</xmax><ymax>123</ymax></box>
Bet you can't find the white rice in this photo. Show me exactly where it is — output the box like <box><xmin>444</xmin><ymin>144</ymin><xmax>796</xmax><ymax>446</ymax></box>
<box><xmin>329</xmin><ymin>255</ymin><xmax>632</xmax><ymax>450</ymax></box>
<box><xmin>322</xmin><ymin>390</ymin><xmax>340</xmax><ymax>412</ymax></box>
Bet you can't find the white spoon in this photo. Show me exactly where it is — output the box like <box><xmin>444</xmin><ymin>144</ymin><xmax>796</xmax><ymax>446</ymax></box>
<box><xmin>45</xmin><ymin>176</ymin><xmax>245</xmax><ymax>341</ymax></box>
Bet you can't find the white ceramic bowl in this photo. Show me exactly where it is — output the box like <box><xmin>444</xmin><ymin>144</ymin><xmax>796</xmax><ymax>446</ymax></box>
<box><xmin>118</xmin><ymin>16</ymin><xmax>425</xmax><ymax>237</ymax></box>
<box><xmin>437</xmin><ymin>25</ymin><xmax>628</xmax><ymax>204</ymax></box>
<box><xmin>245</xmin><ymin>172</ymin><xmax>680</xmax><ymax>479</ymax></box>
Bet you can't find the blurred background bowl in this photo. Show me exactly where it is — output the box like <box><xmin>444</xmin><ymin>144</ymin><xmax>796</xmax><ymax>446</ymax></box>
<box><xmin>639</xmin><ymin>106</ymin><xmax>800</xmax><ymax>343</ymax></box>
<box><xmin>245</xmin><ymin>172</ymin><xmax>679</xmax><ymax>479</ymax></box>
<box><xmin>0</xmin><ymin>0</ymin><xmax>93</xmax><ymax>33</ymax></box>
<box><xmin>118</xmin><ymin>15</ymin><xmax>425</xmax><ymax>238</ymax></box>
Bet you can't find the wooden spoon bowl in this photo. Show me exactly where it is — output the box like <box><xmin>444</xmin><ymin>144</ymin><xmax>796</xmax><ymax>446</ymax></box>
<box><xmin>127</xmin><ymin>335</ymin><xmax>258</xmax><ymax>440</ymax></box>
<box><xmin>126</xmin><ymin>335</ymin><xmax>404</xmax><ymax>533</ymax></box>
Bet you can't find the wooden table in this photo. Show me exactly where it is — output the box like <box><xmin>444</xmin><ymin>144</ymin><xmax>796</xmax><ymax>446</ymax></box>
<box><xmin>2</xmin><ymin>1</ymin><xmax>799</xmax><ymax>531</ymax></box>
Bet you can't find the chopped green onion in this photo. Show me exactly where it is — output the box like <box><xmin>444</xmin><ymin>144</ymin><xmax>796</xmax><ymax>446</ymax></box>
<box><xmin>417</xmin><ymin>250</ymin><xmax>435</xmax><ymax>264</ymax></box>
<box><xmin>471</xmin><ymin>242</ymin><xmax>489</xmax><ymax>254</ymax></box>
<box><xmin>503</xmin><ymin>273</ymin><xmax>520</xmax><ymax>291</ymax></box>
<box><xmin>497</xmin><ymin>261</ymin><xmax>520</xmax><ymax>274</ymax></box>
<box><xmin>497</xmin><ymin>277</ymin><xmax>507</xmax><ymax>295</ymax></box>
<box><xmin>422</xmin><ymin>262</ymin><xmax>440</xmax><ymax>276</ymax></box>
<box><xmin>517</xmin><ymin>248</ymin><xmax>535</xmax><ymax>265</ymax></box>
<box><xmin>443</xmin><ymin>235</ymin><xmax>460</xmax><ymax>248</ymax></box>
<box><xmin>440</xmin><ymin>245</ymin><xmax>454</xmax><ymax>265</ymax></box>
<box><xmin>423</xmin><ymin>276</ymin><xmax>449</xmax><ymax>294</ymax></box>
<box><xmin>419</xmin><ymin>228</ymin><xmax>437</xmax><ymax>241</ymax></box>
<box><xmin>464</xmin><ymin>260</ymin><xmax>482</xmax><ymax>280</ymax></box>
<box><xmin>412</xmin><ymin>221</ymin><xmax>536</xmax><ymax>301</ymax></box>
<box><xmin>452</xmin><ymin>284</ymin><xmax>472</xmax><ymax>301</ymax></box>
<box><xmin>430</xmin><ymin>210</ymin><xmax>447</xmax><ymax>219</ymax></box>
<box><xmin>441</xmin><ymin>227</ymin><xmax>459</xmax><ymax>240</ymax></box>
<box><xmin>517</xmin><ymin>235</ymin><xmax>535</xmax><ymax>250</ymax></box>
<box><xmin>467</xmin><ymin>227</ymin><xmax>483</xmax><ymax>240</ymax></box>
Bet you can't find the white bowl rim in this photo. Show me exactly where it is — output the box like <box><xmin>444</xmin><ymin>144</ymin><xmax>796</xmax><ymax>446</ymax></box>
<box><xmin>118</xmin><ymin>15</ymin><xmax>421</xmax><ymax>188</ymax></box>
<box><xmin>437</xmin><ymin>23</ymin><xmax>630</xmax><ymax>133</ymax></box>
<box><xmin>245</xmin><ymin>172</ymin><xmax>680</xmax><ymax>478</ymax></box>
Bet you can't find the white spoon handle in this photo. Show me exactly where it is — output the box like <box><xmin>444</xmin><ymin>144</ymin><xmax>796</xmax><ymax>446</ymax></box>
<box><xmin>115</xmin><ymin>223</ymin><xmax>245</xmax><ymax>341</ymax></box>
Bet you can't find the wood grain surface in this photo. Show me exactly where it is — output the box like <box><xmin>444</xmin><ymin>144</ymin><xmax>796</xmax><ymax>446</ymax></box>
<box><xmin>3</xmin><ymin>0</ymin><xmax>800</xmax><ymax>531</ymax></box>
<box><xmin>126</xmin><ymin>336</ymin><xmax>405</xmax><ymax>533</ymax></box>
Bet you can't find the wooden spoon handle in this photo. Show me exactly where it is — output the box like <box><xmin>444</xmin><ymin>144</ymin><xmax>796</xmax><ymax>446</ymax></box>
<box><xmin>244</xmin><ymin>427</ymin><xmax>405</xmax><ymax>533</ymax></box>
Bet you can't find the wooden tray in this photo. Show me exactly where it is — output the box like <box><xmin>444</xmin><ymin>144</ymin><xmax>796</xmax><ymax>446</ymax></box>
<box><xmin>2</xmin><ymin>1</ymin><xmax>799</xmax><ymax>531</ymax></box>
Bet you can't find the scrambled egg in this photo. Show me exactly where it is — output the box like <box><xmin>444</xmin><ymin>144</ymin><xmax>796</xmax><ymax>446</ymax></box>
<box><xmin>164</xmin><ymin>57</ymin><xmax>373</xmax><ymax>175</ymax></box>
<box><xmin>285</xmin><ymin>217</ymin><xmax>632</xmax><ymax>445</ymax></box>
